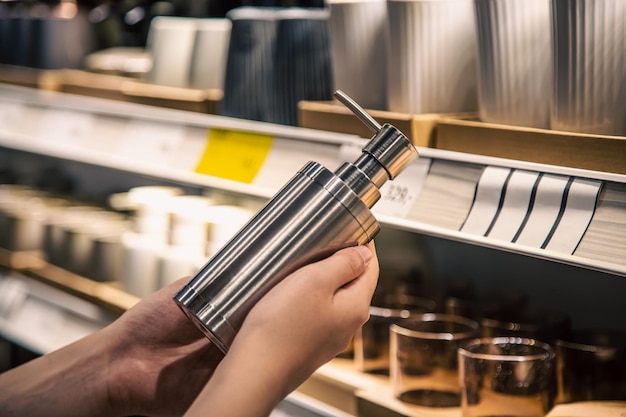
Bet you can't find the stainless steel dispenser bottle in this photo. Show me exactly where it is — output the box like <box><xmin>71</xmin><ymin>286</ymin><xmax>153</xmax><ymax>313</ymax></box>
<box><xmin>174</xmin><ymin>91</ymin><xmax>419</xmax><ymax>354</ymax></box>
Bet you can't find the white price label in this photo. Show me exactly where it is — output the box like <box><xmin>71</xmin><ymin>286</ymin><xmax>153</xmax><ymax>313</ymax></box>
<box><xmin>372</xmin><ymin>157</ymin><xmax>431</xmax><ymax>218</ymax></box>
<box><xmin>38</xmin><ymin>109</ymin><xmax>95</xmax><ymax>147</ymax></box>
<box><xmin>0</xmin><ymin>101</ymin><xmax>25</xmax><ymax>132</ymax></box>
<box><xmin>117</xmin><ymin>120</ymin><xmax>185</xmax><ymax>165</ymax></box>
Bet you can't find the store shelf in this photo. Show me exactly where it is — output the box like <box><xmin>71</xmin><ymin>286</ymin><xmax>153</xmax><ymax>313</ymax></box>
<box><xmin>433</xmin><ymin>115</ymin><xmax>626</xmax><ymax>175</ymax></box>
<box><xmin>299</xmin><ymin>101</ymin><xmax>626</xmax><ymax>175</ymax></box>
<box><xmin>0</xmin><ymin>83</ymin><xmax>360</xmax><ymax>199</ymax></box>
<box><xmin>376</xmin><ymin>148</ymin><xmax>626</xmax><ymax>278</ymax></box>
<box><xmin>0</xmin><ymin>248</ymin><xmax>139</xmax><ymax>316</ymax></box>
<box><xmin>0</xmin><ymin>65</ymin><xmax>44</xmax><ymax>89</ymax></box>
<box><xmin>298</xmin><ymin>99</ymin><xmax>456</xmax><ymax>148</ymax></box>
<box><xmin>1</xmin><ymin>83</ymin><xmax>626</xmax><ymax>417</ymax></box>
<box><xmin>0</xmin><ymin>65</ymin><xmax>224</xmax><ymax>115</ymax></box>
<box><xmin>1</xmin><ymin>83</ymin><xmax>625</xmax><ymax>278</ymax></box>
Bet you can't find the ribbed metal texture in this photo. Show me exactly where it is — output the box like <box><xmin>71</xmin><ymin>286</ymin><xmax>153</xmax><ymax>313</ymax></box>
<box><xmin>386</xmin><ymin>0</ymin><xmax>478</xmax><ymax>114</ymax></box>
<box><xmin>551</xmin><ymin>0</ymin><xmax>626</xmax><ymax>135</ymax></box>
<box><xmin>327</xmin><ymin>0</ymin><xmax>389</xmax><ymax>110</ymax></box>
<box><xmin>475</xmin><ymin>0</ymin><xmax>552</xmax><ymax>129</ymax></box>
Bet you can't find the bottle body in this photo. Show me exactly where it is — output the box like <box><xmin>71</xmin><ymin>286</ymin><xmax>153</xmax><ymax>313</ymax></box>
<box><xmin>174</xmin><ymin>161</ymin><xmax>380</xmax><ymax>353</ymax></box>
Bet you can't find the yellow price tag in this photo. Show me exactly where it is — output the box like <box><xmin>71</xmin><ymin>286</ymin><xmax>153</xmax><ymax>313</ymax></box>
<box><xmin>195</xmin><ymin>128</ymin><xmax>274</xmax><ymax>183</ymax></box>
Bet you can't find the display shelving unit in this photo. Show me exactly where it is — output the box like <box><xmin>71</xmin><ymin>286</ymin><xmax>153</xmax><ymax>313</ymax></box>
<box><xmin>1</xmin><ymin>84</ymin><xmax>625</xmax><ymax>417</ymax></box>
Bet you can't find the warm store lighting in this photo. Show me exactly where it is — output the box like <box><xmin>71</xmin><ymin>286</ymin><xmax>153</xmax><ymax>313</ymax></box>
<box><xmin>52</xmin><ymin>0</ymin><xmax>78</xmax><ymax>19</ymax></box>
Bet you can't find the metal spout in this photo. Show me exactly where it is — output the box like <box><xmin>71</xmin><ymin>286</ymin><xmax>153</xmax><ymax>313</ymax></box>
<box><xmin>333</xmin><ymin>90</ymin><xmax>419</xmax><ymax>206</ymax></box>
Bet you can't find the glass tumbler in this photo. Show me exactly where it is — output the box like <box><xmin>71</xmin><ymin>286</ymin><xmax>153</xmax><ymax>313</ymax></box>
<box><xmin>354</xmin><ymin>295</ymin><xmax>437</xmax><ymax>375</ymax></box>
<box><xmin>390</xmin><ymin>313</ymin><xmax>480</xmax><ymax>407</ymax></box>
<box><xmin>458</xmin><ymin>337</ymin><xmax>555</xmax><ymax>417</ymax></box>
<box><xmin>555</xmin><ymin>330</ymin><xmax>626</xmax><ymax>403</ymax></box>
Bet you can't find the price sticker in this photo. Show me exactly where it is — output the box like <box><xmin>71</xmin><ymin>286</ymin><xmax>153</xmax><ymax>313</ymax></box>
<box><xmin>117</xmin><ymin>119</ymin><xmax>186</xmax><ymax>165</ymax></box>
<box><xmin>195</xmin><ymin>128</ymin><xmax>274</xmax><ymax>184</ymax></box>
<box><xmin>0</xmin><ymin>101</ymin><xmax>25</xmax><ymax>133</ymax></box>
<box><xmin>372</xmin><ymin>157</ymin><xmax>431</xmax><ymax>218</ymax></box>
<box><xmin>38</xmin><ymin>109</ymin><xmax>95</xmax><ymax>146</ymax></box>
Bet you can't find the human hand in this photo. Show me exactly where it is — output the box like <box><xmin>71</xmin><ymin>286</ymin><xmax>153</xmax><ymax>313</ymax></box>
<box><xmin>238</xmin><ymin>242</ymin><xmax>379</xmax><ymax>382</ymax></box>
<box><xmin>185</xmin><ymin>242</ymin><xmax>379</xmax><ymax>417</ymax></box>
<box><xmin>0</xmin><ymin>276</ymin><xmax>224</xmax><ymax>417</ymax></box>
<box><xmin>103</xmin><ymin>277</ymin><xmax>224</xmax><ymax>417</ymax></box>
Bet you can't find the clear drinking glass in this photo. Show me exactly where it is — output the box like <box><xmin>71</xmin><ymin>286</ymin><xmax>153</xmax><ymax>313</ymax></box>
<box><xmin>390</xmin><ymin>313</ymin><xmax>480</xmax><ymax>407</ymax></box>
<box><xmin>354</xmin><ymin>296</ymin><xmax>437</xmax><ymax>374</ymax></box>
<box><xmin>458</xmin><ymin>337</ymin><xmax>555</xmax><ymax>417</ymax></box>
<box><xmin>555</xmin><ymin>330</ymin><xmax>626</xmax><ymax>403</ymax></box>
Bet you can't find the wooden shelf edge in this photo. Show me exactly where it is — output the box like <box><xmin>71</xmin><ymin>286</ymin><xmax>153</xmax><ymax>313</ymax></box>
<box><xmin>0</xmin><ymin>248</ymin><xmax>139</xmax><ymax>316</ymax></box>
<box><xmin>25</xmin><ymin>263</ymin><xmax>140</xmax><ymax>316</ymax></box>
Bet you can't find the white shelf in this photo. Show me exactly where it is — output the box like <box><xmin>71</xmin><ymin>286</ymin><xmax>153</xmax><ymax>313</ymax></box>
<box><xmin>1</xmin><ymin>83</ymin><xmax>625</xmax><ymax>278</ymax></box>
<box><xmin>0</xmin><ymin>83</ymin><xmax>361</xmax><ymax>199</ymax></box>
<box><xmin>380</xmin><ymin>214</ymin><xmax>626</xmax><ymax>278</ymax></box>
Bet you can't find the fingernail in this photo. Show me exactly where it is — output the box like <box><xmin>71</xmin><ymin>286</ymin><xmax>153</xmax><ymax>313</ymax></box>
<box><xmin>353</xmin><ymin>245</ymin><xmax>372</xmax><ymax>265</ymax></box>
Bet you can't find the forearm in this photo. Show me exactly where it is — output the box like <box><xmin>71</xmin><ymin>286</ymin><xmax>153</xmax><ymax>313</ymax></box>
<box><xmin>184</xmin><ymin>331</ymin><xmax>300</xmax><ymax>417</ymax></box>
<box><xmin>0</xmin><ymin>329</ymin><xmax>116</xmax><ymax>417</ymax></box>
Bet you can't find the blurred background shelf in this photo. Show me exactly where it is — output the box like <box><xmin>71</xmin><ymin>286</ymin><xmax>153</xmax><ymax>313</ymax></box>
<box><xmin>298</xmin><ymin>100</ymin><xmax>446</xmax><ymax>148</ymax></box>
<box><xmin>0</xmin><ymin>248</ymin><xmax>138</xmax><ymax>315</ymax></box>
<box><xmin>299</xmin><ymin>101</ymin><xmax>626</xmax><ymax>175</ymax></box>
<box><xmin>0</xmin><ymin>65</ymin><xmax>223</xmax><ymax>114</ymax></box>
<box><xmin>0</xmin><ymin>64</ymin><xmax>46</xmax><ymax>89</ymax></box>
<box><xmin>2</xmin><ymin>84</ymin><xmax>625</xmax><ymax>279</ymax></box>
<box><xmin>433</xmin><ymin>115</ymin><xmax>626</xmax><ymax>175</ymax></box>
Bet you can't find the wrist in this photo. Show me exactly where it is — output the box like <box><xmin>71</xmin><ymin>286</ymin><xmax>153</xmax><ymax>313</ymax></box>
<box><xmin>98</xmin><ymin>324</ymin><xmax>142</xmax><ymax>417</ymax></box>
<box><xmin>69</xmin><ymin>327</ymin><xmax>121</xmax><ymax>417</ymax></box>
<box><xmin>0</xmin><ymin>325</ymin><xmax>118</xmax><ymax>417</ymax></box>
